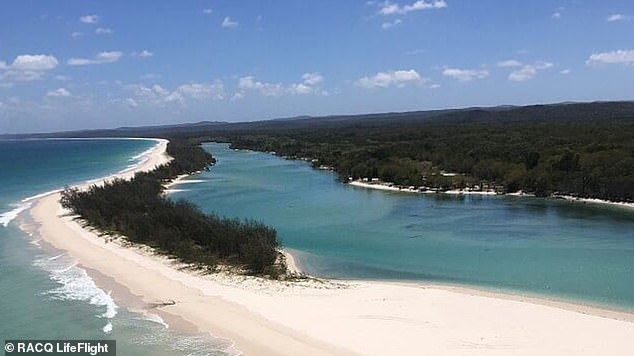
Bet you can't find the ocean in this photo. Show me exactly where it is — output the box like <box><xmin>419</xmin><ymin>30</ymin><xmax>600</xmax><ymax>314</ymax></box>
<box><xmin>0</xmin><ymin>139</ymin><xmax>235</xmax><ymax>356</ymax></box>
<box><xmin>170</xmin><ymin>143</ymin><xmax>634</xmax><ymax>312</ymax></box>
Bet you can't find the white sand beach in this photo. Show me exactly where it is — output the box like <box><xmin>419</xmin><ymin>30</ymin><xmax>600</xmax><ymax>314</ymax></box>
<box><xmin>349</xmin><ymin>180</ymin><xmax>498</xmax><ymax>195</ymax></box>
<box><xmin>349</xmin><ymin>180</ymin><xmax>634</xmax><ymax>210</ymax></box>
<box><xmin>552</xmin><ymin>194</ymin><xmax>634</xmax><ymax>210</ymax></box>
<box><xmin>21</xmin><ymin>139</ymin><xmax>634</xmax><ymax>355</ymax></box>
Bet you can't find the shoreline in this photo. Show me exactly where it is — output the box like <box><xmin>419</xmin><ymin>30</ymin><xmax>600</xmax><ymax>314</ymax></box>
<box><xmin>348</xmin><ymin>180</ymin><xmax>634</xmax><ymax>210</ymax></box>
<box><xmin>280</xmin><ymin>249</ymin><xmax>634</xmax><ymax>323</ymax></box>
<box><xmin>551</xmin><ymin>194</ymin><xmax>634</xmax><ymax>210</ymax></box>
<box><xmin>18</xmin><ymin>139</ymin><xmax>634</xmax><ymax>355</ymax></box>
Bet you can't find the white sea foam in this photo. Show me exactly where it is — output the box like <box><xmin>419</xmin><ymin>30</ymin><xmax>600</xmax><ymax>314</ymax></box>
<box><xmin>169</xmin><ymin>179</ymin><xmax>207</xmax><ymax>185</ymax></box>
<box><xmin>0</xmin><ymin>202</ymin><xmax>32</xmax><ymax>227</ymax></box>
<box><xmin>128</xmin><ymin>140</ymin><xmax>164</xmax><ymax>164</ymax></box>
<box><xmin>102</xmin><ymin>321</ymin><xmax>113</xmax><ymax>333</ymax></box>
<box><xmin>129</xmin><ymin>146</ymin><xmax>156</xmax><ymax>161</ymax></box>
<box><xmin>33</xmin><ymin>253</ymin><xmax>118</xmax><ymax>330</ymax></box>
<box><xmin>117</xmin><ymin>140</ymin><xmax>166</xmax><ymax>175</ymax></box>
<box><xmin>22</xmin><ymin>189</ymin><xmax>63</xmax><ymax>203</ymax></box>
<box><xmin>170</xmin><ymin>334</ymin><xmax>240</xmax><ymax>356</ymax></box>
<box><xmin>164</xmin><ymin>189</ymin><xmax>189</xmax><ymax>194</ymax></box>
<box><xmin>1</xmin><ymin>188</ymin><xmax>66</xmax><ymax>227</ymax></box>
<box><xmin>142</xmin><ymin>313</ymin><xmax>169</xmax><ymax>329</ymax></box>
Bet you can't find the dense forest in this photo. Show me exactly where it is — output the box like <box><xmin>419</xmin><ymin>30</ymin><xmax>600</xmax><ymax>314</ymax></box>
<box><xmin>60</xmin><ymin>140</ymin><xmax>282</xmax><ymax>275</ymax></box>
<box><xmin>222</xmin><ymin>118</ymin><xmax>634</xmax><ymax>201</ymax></box>
<box><xmin>205</xmin><ymin>104</ymin><xmax>634</xmax><ymax>203</ymax></box>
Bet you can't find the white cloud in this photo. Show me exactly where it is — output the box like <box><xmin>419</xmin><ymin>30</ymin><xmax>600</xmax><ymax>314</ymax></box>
<box><xmin>46</xmin><ymin>88</ymin><xmax>71</xmax><ymax>97</ymax></box>
<box><xmin>95</xmin><ymin>27</ymin><xmax>113</xmax><ymax>35</ymax></box>
<box><xmin>290</xmin><ymin>73</ymin><xmax>325</xmax><ymax>95</ymax></box>
<box><xmin>497</xmin><ymin>59</ymin><xmax>522</xmax><ymax>68</ymax></box>
<box><xmin>222</xmin><ymin>17</ymin><xmax>239</xmax><ymax>28</ymax></box>
<box><xmin>607</xmin><ymin>14</ymin><xmax>630</xmax><ymax>22</ymax></box>
<box><xmin>177</xmin><ymin>82</ymin><xmax>225</xmax><ymax>100</ymax></box>
<box><xmin>132</xmin><ymin>50</ymin><xmax>154</xmax><ymax>58</ymax></box>
<box><xmin>378</xmin><ymin>0</ymin><xmax>447</xmax><ymax>15</ymax></box>
<box><xmin>95</xmin><ymin>51</ymin><xmax>122</xmax><ymax>62</ymax></box>
<box><xmin>551</xmin><ymin>6</ymin><xmax>564</xmax><ymax>19</ymax></box>
<box><xmin>508</xmin><ymin>61</ymin><xmax>553</xmax><ymax>82</ymax></box>
<box><xmin>560</xmin><ymin>69</ymin><xmax>571</xmax><ymax>75</ymax></box>
<box><xmin>382</xmin><ymin>19</ymin><xmax>403</xmax><ymax>29</ymax></box>
<box><xmin>356</xmin><ymin>69</ymin><xmax>424</xmax><ymax>88</ymax></box>
<box><xmin>126</xmin><ymin>98</ymin><xmax>138</xmax><ymax>108</ymax></box>
<box><xmin>301</xmin><ymin>72</ymin><xmax>324</xmax><ymax>86</ymax></box>
<box><xmin>499</xmin><ymin>59</ymin><xmax>555</xmax><ymax>81</ymax></box>
<box><xmin>80</xmin><ymin>15</ymin><xmax>98</xmax><ymax>24</ymax></box>
<box><xmin>68</xmin><ymin>51</ymin><xmax>123</xmax><ymax>66</ymax></box>
<box><xmin>442</xmin><ymin>67</ymin><xmax>488</xmax><ymax>82</ymax></box>
<box><xmin>238</xmin><ymin>73</ymin><xmax>325</xmax><ymax>97</ymax></box>
<box><xmin>11</xmin><ymin>55</ymin><xmax>58</xmax><ymax>71</ymax></box>
<box><xmin>498</xmin><ymin>59</ymin><xmax>554</xmax><ymax>81</ymax></box>
<box><xmin>126</xmin><ymin>84</ymin><xmax>181</xmax><ymax>106</ymax></box>
<box><xmin>203</xmin><ymin>8</ymin><xmax>213</xmax><ymax>15</ymax></box>
<box><xmin>0</xmin><ymin>54</ymin><xmax>59</xmax><ymax>82</ymax></box>
<box><xmin>240</xmin><ymin>77</ymin><xmax>265</xmax><ymax>92</ymax></box>
<box><xmin>509</xmin><ymin>66</ymin><xmax>537</xmax><ymax>82</ymax></box>
<box><xmin>55</xmin><ymin>75</ymin><xmax>70</xmax><ymax>81</ymax></box>
<box><xmin>586</xmin><ymin>49</ymin><xmax>634</xmax><ymax>66</ymax></box>
<box><xmin>164</xmin><ymin>91</ymin><xmax>185</xmax><ymax>104</ymax></box>
<box><xmin>238</xmin><ymin>76</ymin><xmax>285</xmax><ymax>96</ymax></box>
<box><xmin>289</xmin><ymin>83</ymin><xmax>313</xmax><ymax>95</ymax></box>
<box><xmin>71</xmin><ymin>32</ymin><xmax>83</xmax><ymax>38</ymax></box>
<box><xmin>237</xmin><ymin>76</ymin><xmax>258</xmax><ymax>90</ymax></box>
<box><xmin>126</xmin><ymin>81</ymin><xmax>225</xmax><ymax>107</ymax></box>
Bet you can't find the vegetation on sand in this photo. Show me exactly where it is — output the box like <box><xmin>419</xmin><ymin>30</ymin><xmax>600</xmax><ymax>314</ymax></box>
<box><xmin>60</xmin><ymin>139</ymin><xmax>282</xmax><ymax>275</ymax></box>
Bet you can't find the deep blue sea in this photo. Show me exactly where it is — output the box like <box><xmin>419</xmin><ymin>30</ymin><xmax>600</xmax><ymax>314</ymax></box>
<box><xmin>0</xmin><ymin>139</ymin><xmax>234</xmax><ymax>356</ymax></box>
<box><xmin>170</xmin><ymin>143</ymin><xmax>634</xmax><ymax>312</ymax></box>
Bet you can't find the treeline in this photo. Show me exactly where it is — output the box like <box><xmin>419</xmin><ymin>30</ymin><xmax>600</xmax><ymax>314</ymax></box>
<box><xmin>60</xmin><ymin>139</ymin><xmax>281</xmax><ymax>275</ymax></box>
<box><xmin>222</xmin><ymin>117</ymin><xmax>634</xmax><ymax>202</ymax></box>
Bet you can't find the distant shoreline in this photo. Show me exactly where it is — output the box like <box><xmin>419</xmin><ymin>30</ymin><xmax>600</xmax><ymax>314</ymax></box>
<box><xmin>348</xmin><ymin>180</ymin><xmax>634</xmax><ymax>210</ymax></box>
<box><xmin>223</xmin><ymin>142</ymin><xmax>634</xmax><ymax>212</ymax></box>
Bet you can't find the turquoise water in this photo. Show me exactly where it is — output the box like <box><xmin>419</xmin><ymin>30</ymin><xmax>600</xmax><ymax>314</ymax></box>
<box><xmin>170</xmin><ymin>143</ymin><xmax>634</xmax><ymax>311</ymax></box>
<box><xmin>0</xmin><ymin>139</ymin><xmax>233</xmax><ymax>355</ymax></box>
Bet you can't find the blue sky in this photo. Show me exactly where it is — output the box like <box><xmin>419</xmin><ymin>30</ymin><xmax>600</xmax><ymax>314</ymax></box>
<box><xmin>1</xmin><ymin>0</ymin><xmax>633</xmax><ymax>133</ymax></box>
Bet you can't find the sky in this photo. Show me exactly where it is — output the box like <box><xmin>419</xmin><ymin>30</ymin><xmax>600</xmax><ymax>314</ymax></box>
<box><xmin>0</xmin><ymin>0</ymin><xmax>633</xmax><ymax>134</ymax></box>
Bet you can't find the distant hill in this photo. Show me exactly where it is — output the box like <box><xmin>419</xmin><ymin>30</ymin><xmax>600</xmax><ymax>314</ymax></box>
<box><xmin>2</xmin><ymin>100</ymin><xmax>634</xmax><ymax>139</ymax></box>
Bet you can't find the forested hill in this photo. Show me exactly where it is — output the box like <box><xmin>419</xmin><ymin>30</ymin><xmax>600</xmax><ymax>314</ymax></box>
<box><xmin>3</xmin><ymin>101</ymin><xmax>634</xmax><ymax>139</ymax></box>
